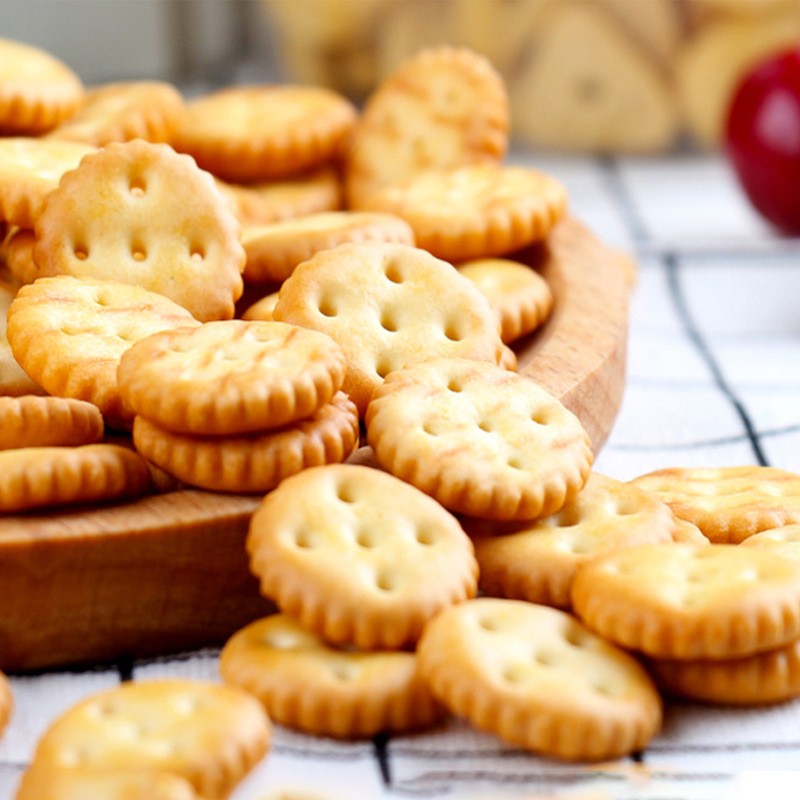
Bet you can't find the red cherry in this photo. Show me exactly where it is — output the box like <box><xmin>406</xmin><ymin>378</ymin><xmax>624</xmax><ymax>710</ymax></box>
<box><xmin>724</xmin><ymin>46</ymin><xmax>800</xmax><ymax>235</ymax></box>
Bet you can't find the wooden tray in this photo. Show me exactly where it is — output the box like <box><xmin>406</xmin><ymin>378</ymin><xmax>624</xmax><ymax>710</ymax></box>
<box><xmin>0</xmin><ymin>216</ymin><xmax>630</xmax><ymax>673</ymax></box>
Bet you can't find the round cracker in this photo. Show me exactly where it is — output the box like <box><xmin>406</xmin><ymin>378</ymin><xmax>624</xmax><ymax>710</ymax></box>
<box><xmin>416</xmin><ymin>598</ymin><xmax>662</xmax><ymax>761</ymax></box>
<box><xmin>246</xmin><ymin>463</ymin><xmax>479</xmax><ymax>649</ymax></box>
<box><xmin>366</xmin><ymin>357</ymin><xmax>593</xmax><ymax>521</ymax></box>
<box><xmin>32</xmin><ymin>139</ymin><xmax>245</xmax><ymax>322</ymax></box>
<box><xmin>220</xmin><ymin>614</ymin><xmax>445</xmax><ymax>738</ymax></box>
<box><xmin>0</xmin><ymin>395</ymin><xmax>103</xmax><ymax>450</ymax></box>
<box><xmin>117</xmin><ymin>319</ymin><xmax>346</xmax><ymax>435</ymax></box>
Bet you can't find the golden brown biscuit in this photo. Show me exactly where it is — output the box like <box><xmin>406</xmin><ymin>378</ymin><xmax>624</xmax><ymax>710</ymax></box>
<box><xmin>0</xmin><ymin>37</ymin><xmax>83</xmax><ymax>134</ymax></box>
<box><xmin>246</xmin><ymin>463</ymin><xmax>479</xmax><ymax>649</ymax></box>
<box><xmin>416</xmin><ymin>598</ymin><xmax>662</xmax><ymax>761</ymax></box>
<box><xmin>0</xmin><ymin>395</ymin><xmax>103</xmax><ymax>449</ymax></box>
<box><xmin>117</xmin><ymin>319</ymin><xmax>346</xmax><ymax>435</ymax></box>
<box><xmin>173</xmin><ymin>84</ymin><xmax>357</xmax><ymax>182</ymax></box>
<box><xmin>0</xmin><ymin>276</ymin><xmax>45</xmax><ymax>396</ymax></box>
<box><xmin>273</xmin><ymin>241</ymin><xmax>505</xmax><ymax>414</ymax></box>
<box><xmin>33</xmin><ymin>139</ymin><xmax>245</xmax><ymax>322</ymax></box>
<box><xmin>220</xmin><ymin>614</ymin><xmax>445</xmax><ymax>738</ymax></box>
<box><xmin>131</xmin><ymin>391</ymin><xmax>359</xmax><ymax>493</ymax></box>
<box><xmin>366</xmin><ymin>357</ymin><xmax>593</xmax><ymax>520</ymax></box>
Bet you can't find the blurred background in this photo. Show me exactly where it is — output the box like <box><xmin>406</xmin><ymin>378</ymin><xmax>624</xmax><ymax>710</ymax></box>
<box><xmin>2</xmin><ymin>0</ymin><xmax>800</xmax><ymax>153</ymax></box>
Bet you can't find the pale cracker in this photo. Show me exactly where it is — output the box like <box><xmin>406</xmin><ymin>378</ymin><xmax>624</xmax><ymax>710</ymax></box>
<box><xmin>46</xmin><ymin>80</ymin><xmax>185</xmax><ymax>146</ymax></box>
<box><xmin>741</xmin><ymin>523</ymin><xmax>800</xmax><ymax>561</ymax></box>
<box><xmin>629</xmin><ymin>466</ymin><xmax>800</xmax><ymax>543</ymax></box>
<box><xmin>241</xmin><ymin>291</ymin><xmax>280</xmax><ymax>322</ymax></box>
<box><xmin>416</xmin><ymin>598</ymin><xmax>662</xmax><ymax>761</ymax></box>
<box><xmin>0</xmin><ymin>138</ymin><xmax>96</xmax><ymax>228</ymax></box>
<box><xmin>242</xmin><ymin>211</ymin><xmax>415</xmax><ymax>284</ymax></box>
<box><xmin>6</xmin><ymin>276</ymin><xmax>200</xmax><ymax>429</ymax></box>
<box><xmin>457</xmin><ymin>256</ymin><xmax>554</xmax><ymax>344</ymax></box>
<box><xmin>273</xmin><ymin>241</ymin><xmax>505</xmax><ymax>414</ymax></box>
<box><xmin>173</xmin><ymin>84</ymin><xmax>357</xmax><ymax>182</ymax></box>
<box><xmin>15</xmin><ymin>767</ymin><xmax>201</xmax><ymax>800</ymax></box>
<box><xmin>2</xmin><ymin>227</ymin><xmax>39</xmax><ymax>284</ymax></box>
<box><xmin>220</xmin><ymin>614</ymin><xmax>445</xmax><ymax>738</ymax></box>
<box><xmin>361</xmin><ymin>163</ymin><xmax>567</xmax><ymax>262</ymax></box>
<box><xmin>345</xmin><ymin>46</ymin><xmax>509</xmax><ymax>207</ymax></box>
<box><xmin>466</xmin><ymin>472</ymin><xmax>676</xmax><ymax>608</ymax></box>
<box><xmin>29</xmin><ymin>679</ymin><xmax>271</xmax><ymax>800</ymax></box>
<box><xmin>571</xmin><ymin>542</ymin><xmax>800</xmax><ymax>660</ymax></box>
<box><xmin>366</xmin><ymin>357</ymin><xmax>593</xmax><ymax>520</ymax></box>
<box><xmin>0</xmin><ymin>443</ymin><xmax>152</xmax><ymax>513</ymax></box>
<box><xmin>648</xmin><ymin>636</ymin><xmax>800</xmax><ymax>706</ymax></box>
<box><xmin>0</xmin><ymin>395</ymin><xmax>103</xmax><ymax>449</ymax></box>
<box><xmin>246</xmin><ymin>463</ymin><xmax>479</xmax><ymax>649</ymax></box>
<box><xmin>32</xmin><ymin>139</ymin><xmax>245</xmax><ymax>322</ymax></box>
<box><xmin>131</xmin><ymin>391</ymin><xmax>359</xmax><ymax>493</ymax></box>
<box><xmin>0</xmin><ymin>37</ymin><xmax>83</xmax><ymax>134</ymax></box>
<box><xmin>117</xmin><ymin>319</ymin><xmax>346</xmax><ymax>435</ymax></box>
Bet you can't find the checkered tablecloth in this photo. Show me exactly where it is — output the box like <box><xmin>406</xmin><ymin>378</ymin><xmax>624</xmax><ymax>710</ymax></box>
<box><xmin>2</xmin><ymin>151</ymin><xmax>800</xmax><ymax>800</ymax></box>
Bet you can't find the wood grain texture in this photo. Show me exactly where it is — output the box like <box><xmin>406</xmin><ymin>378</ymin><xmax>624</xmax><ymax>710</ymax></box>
<box><xmin>0</xmin><ymin>215</ymin><xmax>630</xmax><ymax>672</ymax></box>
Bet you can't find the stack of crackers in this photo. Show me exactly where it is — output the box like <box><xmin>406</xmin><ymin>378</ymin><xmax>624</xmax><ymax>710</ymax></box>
<box><xmin>3</xmin><ymin>32</ymin><xmax>800</xmax><ymax>800</ymax></box>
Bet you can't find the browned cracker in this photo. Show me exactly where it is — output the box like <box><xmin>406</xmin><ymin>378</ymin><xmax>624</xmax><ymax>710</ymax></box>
<box><xmin>220</xmin><ymin>614</ymin><xmax>445</xmax><ymax>738</ymax></box>
<box><xmin>0</xmin><ymin>395</ymin><xmax>103</xmax><ymax>449</ymax></box>
<box><xmin>2</xmin><ymin>227</ymin><xmax>39</xmax><ymax>285</ymax></box>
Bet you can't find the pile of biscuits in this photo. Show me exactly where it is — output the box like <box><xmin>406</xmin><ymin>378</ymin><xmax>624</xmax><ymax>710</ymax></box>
<box><xmin>3</xmin><ymin>31</ymin><xmax>800</xmax><ymax>799</ymax></box>
<box><xmin>265</xmin><ymin>0</ymin><xmax>800</xmax><ymax>152</ymax></box>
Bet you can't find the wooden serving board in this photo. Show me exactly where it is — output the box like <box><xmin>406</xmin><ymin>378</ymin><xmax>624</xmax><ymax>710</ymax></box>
<box><xmin>0</xmin><ymin>216</ymin><xmax>630</xmax><ymax>673</ymax></box>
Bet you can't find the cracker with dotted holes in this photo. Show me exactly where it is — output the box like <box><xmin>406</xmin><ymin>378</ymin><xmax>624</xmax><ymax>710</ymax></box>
<box><xmin>241</xmin><ymin>291</ymin><xmax>280</xmax><ymax>322</ymax></box>
<box><xmin>32</xmin><ymin>139</ymin><xmax>245</xmax><ymax>322</ymax></box>
<box><xmin>118</xmin><ymin>319</ymin><xmax>346</xmax><ymax>435</ymax></box>
<box><xmin>571</xmin><ymin>542</ymin><xmax>800</xmax><ymax>660</ymax></box>
<box><xmin>416</xmin><ymin>598</ymin><xmax>662</xmax><ymax>761</ymax></box>
<box><xmin>629</xmin><ymin>466</ymin><xmax>800</xmax><ymax>543</ymax></box>
<box><xmin>361</xmin><ymin>163</ymin><xmax>567</xmax><ymax>262</ymax></box>
<box><xmin>132</xmin><ymin>391</ymin><xmax>359</xmax><ymax>493</ymax></box>
<box><xmin>466</xmin><ymin>472</ymin><xmax>677</xmax><ymax>608</ymax></box>
<box><xmin>0</xmin><ymin>37</ymin><xmax>84</xmax><ymax>135</ymax></box>
<box><xmin>0</xmin><ymin>670</ymin><xmax>11</xmax><ymax>738</ymax></box>
<box><xmin>2</xmin><ymin>227</ymin><xmax>39</xmax><ymax>285</ymax></box>
<box><xmin>345</xmin><ymin>46</ymin><xmax>509</xmax><ymax>208</ymax></box>
<box><xmin>0</xmin><ymin>138</ymin><xmax>96</xmax><ymax>228</ymax></box>
<box><xmin>215</xmin><ymin>166</ymin><xmax>343</xmax><ymax>228</ymax></box>
<box><xmin>0</xmin><ymin>395</ymin><xmax>103</xmax><ymax>450</ymax></box>
<box><xmin>0</xmin><ymin>277</ymin><xmax>46</xmax><ymax>396</ymax></box>
<box><xmin>28</xmin><ymin>679</ymin><xmax>271</xmax><ymax>800</ymax></box>
<box><xmin>15</xmin><ymin>767</ymin><xmax>202</xmax><ymax>800</ymax></box>
<box><xmin>220</xmin><ymin>614</ymin><xmax>446</xmax><ymax>738</ymax></box>
<box><xmin>457</xmin><ymin>256</ymin><xmax>554</xmax><ymax>344</ymax></box>
<box><xmin>246</xmin><ymin>464</ymin><xmax>479</xmax><ymax>649</ymax></box>
<box><xmin>273</xmin><ymin>241</ymin><xmax>505</xmax><ymax>415</ymax></box>
<box><xmin>242</xmin><ymin>211</ymin><xmax>415</xmax><ymax>284</ymax></box>
<box><xmin>173</xmin><ymin>84</ymin><xmax>357</xmax><ymax>183</ymax></box>
<box><xmin>366</xmin><ymin>357</ymin><xmax>593</xmax><ymax>520</ymax></box>
<box><xmin>647</xmin><ymin>636</ymin><xmax>800</xmax><ymax>706</ymax></box>
<box><xmin>46</xmin><ymin>80</ymin><xmax>185</xmax><ymax>146</ymax></box>
<box><xmin>0</xmin><ymin>443</ymin><xmax>152</xmax><ymax>513</ymax></box>
<box><xmin>6</xmin><ymin>276</ymin><xmax>200</xmax><ymax>429</ymax></box>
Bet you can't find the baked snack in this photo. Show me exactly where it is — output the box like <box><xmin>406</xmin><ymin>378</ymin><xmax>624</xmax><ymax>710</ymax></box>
<box><xmin>0</xmin><ymin>277</ymin><xmax>45</xmax><ymax>396</ymax></box>
<box><xmin>131</xmin><ymin>391</ymin><xmax>359</xmax><ymax>493</ymax></box>
<box><xmin>32</xmin><ymin>139</ymin><xmax>245</xmax><ymax>322</ymax></box>
<box><xmin>220</xmin><ymin>614</ymin><xmax>445</xmax><ymax>738</ymax></box>
<box><xmin>6</xmin><ymin>275</ymin><xmax>200</xmax><ymax>429</ymax></box>
<box><xmin>0</xmin><ymin>395</ymin><xmax>103</xmax><ymax>449</ymax></box>
<box><xmin>117</xmin><ymin>319</ymin><xmax>346</xmax><ymax>435</ymax></box>
<box><xmin>416</xmin><ymin>598</ymin><xmax>662</xmax><ymax>761</ymax></box>
<box><xmin>0</xmin><ymin>37</ymin><xmax>83</xmax><ymax>134</ymax></box>
<box><xmin>173</xmin><ymin>84</ymin><xmax>357</xmax><ymax>182</ymax></box>
<box><xmin>28</xmin><ymin>679</ymin><xmax>271</xmax><ymax>800</ymax></box>
<box><xmin>366</xmin><ymin>357</ymin><xmax>593</xmax><ymax>520</ymax></box>
<box><xmin>273</xmin><ymin>241</ymin><xmax>505</xmax><ymax>414</ymax></box>
<box><xmin>246</xmin><ymin>463</ymin><xmax>479</xmax><ymax>649</ymax></box>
